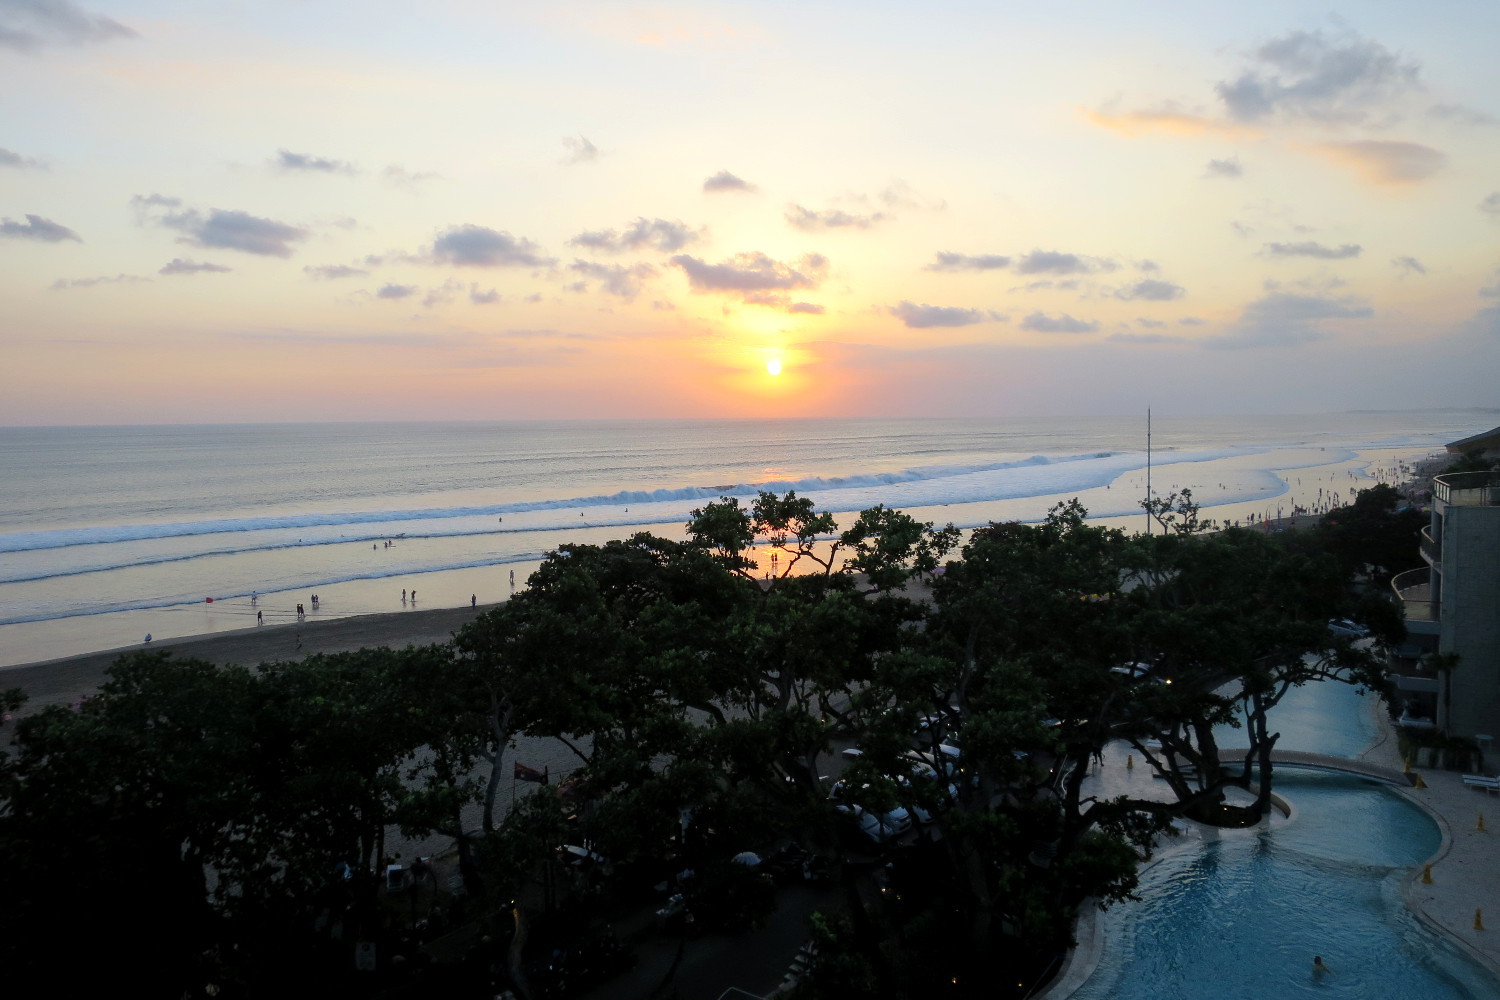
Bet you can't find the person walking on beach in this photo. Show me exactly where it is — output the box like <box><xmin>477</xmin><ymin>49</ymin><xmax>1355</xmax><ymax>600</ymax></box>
<box><xmin>410</xmin><ymin>589</ymin><xmax>416</xmax><ymax>602</ymax></box>
<box><xmin>471</xmin><ymin>594</ymin><xmax>476</xmax><ymax>607</ymax></box>
<box><xmin>257</xmin><ymin>610</ymin><xmax>263</xmax><ymax>625</ymax></box>
<box><xmin>402</xmin><ymin>589</ymin><xmax>407</xmax><ymax>602</ymax></box>
<box><xmin>509</xmin><ymin>569</ymin><xmax>515</xmax><ymax>590</ymax></box>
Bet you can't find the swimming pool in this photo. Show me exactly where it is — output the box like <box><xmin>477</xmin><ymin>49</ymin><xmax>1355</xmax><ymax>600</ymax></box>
<box><xmin>1065</xmin><ymin>682</ymin><xmax>1499</xmax><ymax>1000</ymax></box>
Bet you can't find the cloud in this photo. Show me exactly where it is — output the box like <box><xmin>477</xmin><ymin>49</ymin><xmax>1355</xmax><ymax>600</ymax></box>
<box><xmin>1179</xmin><ymin>317</ymin><xmax>1205</xmax><ymax>326</ymax></box>
<box><xmin>1215</xmin><ymin>29</ymin><xmax>1422</xmax><ymax>126</ymax></box>
<box><xmin>0</xmin><ymin>146</ymin><xmax>45</xmax><ymax>170</ymax></box>
<box><xmin>1014</xmin><ymin>250</ymin><xmax>1116</xmax><ymax>275</ymax></box>
<box><xmin>670</xmin><ymin>251</ymin><xmax>827</xmax><ymax>294</ymax></box>
<box><xmin>1209</xmin><ymin>291</ymin><xmax>1372</xmax><ymax>348</ymax></box>
<box><xmin>1135</xmin><ymin>318</ymin><xmax>1166</xmax><ymax>328</ymax></box>
<box><xmin>153</xmin><ymin>207</ymin><xmax>308</xmax><ymax>257</ymax></box>
<box><xmin>785</xmin><ymin>204</ymin><xmax>887</xmax><ymax>232</ymax></box>
<box><xmin>1109</xmin><ymin>331</ymin><xmax>1186</xmax><ymax>344</ymax></box>
<box><xmin>1</xmin><ymin>213</ymin><xmax>80</xmax><ymax>242</ymax></box>
<box><xmin>274</xmin><ymin>149</ymin><xmax>356</xmax><ymax>175</ymax></box>
<box><xmin>50</xmin><ymin>273</ymin><xmax>147</xmax><ymax>289</ymax></box>
<box><xmin>1480</xmin><ymin>193</ymin><xmax>1500</xmax><ymax>218</ymax></box>
<box><xmin>1017</xmin><ymin>279</ymin><xmax>1080</xmax><ymax>293</ymax></box>
<box><xmin>568</xmin><ymin>218</ymin><xmax>702</xmax><ymax>254</ymax></box>
<box><xmin>1020</xmin><ymin>312</ymin><xmax>1099</xmax><ymax>334</ymax></box>
<box><xmin>430</xmin><ymin>225</ymin><xmax>552</xmax><ymax>267</ymax></box>
<box><xmin>304</xmin><ymin>264</ymin><xmax>369</xmax><ymax>280</ymax></box>
<box><xmin>1204</xmin><ymin>157</ymin><xmax>1243</xmax><ymax>179</ymax></box>
<box><xmin>1083</xmin><ymin>107</ymin><xmax>1246</xmax><ymax>138</ymax></box>
<box><xmin>130</xmin><ymin>193</ymin><xmax>180</xmax><ymax>211</ymax></box>
<box><xmin>878</xmin><ymin>180</ymin><xmax>946</xmax><ymax>212</ymax></box>
<box><xmin>1427</xmin><ymin>103</ymin><xmax>1499</xmax><ymax>129</ymax></box>
<box><xmin>376</xmin><ymin>283</ymin><xmax>417</xmax><ymax>300</ymax></box>
<box><xmin>1261</xmin><ymin>241</ymin><xmax>1362</xmax><ymax>260</ymax></box>
<box><xmin>159</xmin><ymin>258</ymin><xmax>230</xmax><ymax>276</ymax></box>
<box><xmin>889</xmin><ymin>302</ymin><xmax>997</xmax><ymax>328</ymax></box>
<box><xmin>1114</xmin><ymin>279</ymin><xmax>1185</xmax><ymax>301</ymax></box>
<box><xmin>927</xmin><ymin>252</ymin><xmax>1012</xmax><ymax>272</ymax></box>
<box><xmin>469</xmin><ymin>286</ymin><xmax>500</xmax><ymax>305</ymax></box>
<box><xmin>561</xmin><ymin>135</ymin><xmax>600</xmax><ymax>165</ymax></box>
<box><xmin>0</xmin><ymin>0</ymin><xmax>135</xmax><ymax>51</ymax></box>
<box><xmin>421</xmin><ymin>280</ymin><xmax>464</xmax><ymax>309</ymax></box>
<box><xmin>568</xmin><ymin>260</ymin><xmax>658</xmax><ymax>299</ymax></box>
<box><xmin>703</xmin><ymin>170</ymin><xmax>756</xmax><ymax>193</ymax></box>
<box><xmin>788</xmin><ymin>302</ymin><xmax>825</xmax><ymax>315</ymax></box>
<box><xmin>1312</xmin><ymin>140</ymin><xmax>1445</xmax><ymax>185</ymax></box>
<box><xmin>383</xmin><ymin>165</ymin><xmax>438</xmax><ymax>188</ymax></box>
<box><xmin>1391</xmin><ymin>256</ymin><xmax>1426</xmax><ymax>276</ymax></box>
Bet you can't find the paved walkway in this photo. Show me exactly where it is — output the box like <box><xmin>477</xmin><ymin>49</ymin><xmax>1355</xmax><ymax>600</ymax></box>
<box><xmin>1358</xmin><ymin>700</ymin><xmax>1500</xmax><ymax>981</ymax></box>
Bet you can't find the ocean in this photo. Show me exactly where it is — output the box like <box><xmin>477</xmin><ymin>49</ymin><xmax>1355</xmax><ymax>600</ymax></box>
<box><xmin>0</xmin><ymin>411</ymin><xmax>1486</xmax><ymax>668</ymax></box>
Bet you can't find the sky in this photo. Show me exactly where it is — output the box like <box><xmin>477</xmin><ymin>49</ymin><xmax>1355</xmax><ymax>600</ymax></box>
<box><xmin>2</xmin><ymin>1</ymin><xmax>1498</xmax><ymax>424</ymax></box>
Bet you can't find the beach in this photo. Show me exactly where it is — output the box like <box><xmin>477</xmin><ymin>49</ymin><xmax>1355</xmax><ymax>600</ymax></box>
<box><xmin>1</xmin><ymin>602</ymin><xmax>490</xmax><ymax>714</ymax></box>
<box><xmin>1</xmin><ymin>413</ymin><xmax>1479</xmax><ymax>669</ymax></box>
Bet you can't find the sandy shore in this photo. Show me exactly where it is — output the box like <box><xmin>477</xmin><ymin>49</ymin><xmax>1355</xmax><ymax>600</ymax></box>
<box><xmin>1</xmin><ymin>603</ymin><xmax>493</xmax><ymax>714</ymax></box>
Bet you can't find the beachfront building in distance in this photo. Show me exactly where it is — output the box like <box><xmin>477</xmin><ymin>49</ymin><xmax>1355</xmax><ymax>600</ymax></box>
<box><xmin>1390</xmin><ymin>426</ymin><xmax>1500</xmax><ymax>747</ymax></box>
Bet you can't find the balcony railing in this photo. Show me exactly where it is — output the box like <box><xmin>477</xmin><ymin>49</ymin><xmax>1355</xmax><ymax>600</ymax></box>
<box><xmin>1391</xmin><ymin>566</ymin><xmax>1437</xmax><ymax>622</ymax></box>
<box><xmin>1419</xmin><ymin>525</ymin><xmax>1440</xmax><ymax>565</ymax></box>
<box><xmin>1433</xmin><ymin>471</ymin><xmax>1500</xmax><ymax>506</ymax></box>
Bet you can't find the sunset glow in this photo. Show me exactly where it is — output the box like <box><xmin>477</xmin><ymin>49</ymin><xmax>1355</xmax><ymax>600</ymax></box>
<box><xmin>766</xmin><ymin>358</ymin><xmax>783</xmax><ymax>377</ymax></box>
<box><xmin>0</xmin><ymin>3</ymin><xmax>1495</xmax><ymax>423</ymax></box>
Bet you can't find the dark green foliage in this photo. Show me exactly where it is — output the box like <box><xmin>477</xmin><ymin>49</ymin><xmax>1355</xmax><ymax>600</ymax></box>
<box><xmin>0</xmin><ymin>646</ymin><xmax>479</xmax><ymax>994</ymax></box>
<box><xmin>0</xmin><ymin>487</ymin><xmax>1392</xmax><ymax>997</ymax></box>
<box><xmin>1309</xmin><ymin>482</ymin><xmax>1427</xmax><ymax>588</ymax></box>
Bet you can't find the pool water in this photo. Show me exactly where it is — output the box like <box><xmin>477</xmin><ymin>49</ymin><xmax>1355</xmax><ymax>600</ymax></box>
<box><xmin>1070</xmin><ymin>682</ymin><xmax>1498</xmax><ymax>1000</ymax></box>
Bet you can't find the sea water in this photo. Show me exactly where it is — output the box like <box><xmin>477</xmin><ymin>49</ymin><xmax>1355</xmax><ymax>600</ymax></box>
<box><xmin>0</xmin><ymin>410</ymin><xmax>1484</xmax><ymax>666</ymax></box>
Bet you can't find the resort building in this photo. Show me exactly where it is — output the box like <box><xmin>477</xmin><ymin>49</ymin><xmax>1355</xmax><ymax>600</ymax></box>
<box><xmin>1390</xmin><ymin>434</ymin><xmax>1500</xmax><ymax>744</ymax></box>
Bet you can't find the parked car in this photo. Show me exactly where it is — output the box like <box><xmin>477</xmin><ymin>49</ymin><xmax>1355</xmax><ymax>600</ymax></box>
<box><xmin>829</xmin><ymin>780</ymin><xmax>912</xmax><ymax>841</ymax></box>
<box><xmin>1111</xmin><ymin>662</ymin><xmax>1171</xmax><ymax>685</ymax></box>
<box><xmin>833</xmin><ymin>802</ymin><xmax>909</xmax><ymax>844</ymax></box>
<box><xmin>1327</xmin><ymin>618</ymin><xmax>1370</xmax><ymax>639</ymax></box>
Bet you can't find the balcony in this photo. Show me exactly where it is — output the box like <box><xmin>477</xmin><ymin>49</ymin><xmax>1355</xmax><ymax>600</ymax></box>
<box><xmin>1392</xmin><ymin>566</ymin><xmax>1437</xmax><ymax>622</ymax></box>
<box><xmin>1433</xmin><ymin>471</ymin><xmax>1500</xmax><ymax>506</ymax></box>
<box><xmin>1419</xmin><ymin>525</ymin><xmax>1439</xmax><ymax>565</ymax></box>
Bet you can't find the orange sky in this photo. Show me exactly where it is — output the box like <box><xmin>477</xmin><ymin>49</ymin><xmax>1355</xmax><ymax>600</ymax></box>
<box><xmin>2</xmin><ymin>2</ymin><xmax>1498</xmax><ymax>423</ymax></box>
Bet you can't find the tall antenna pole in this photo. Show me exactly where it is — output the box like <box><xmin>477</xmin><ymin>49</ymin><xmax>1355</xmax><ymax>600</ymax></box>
<box><xmin>1146</xmin><ymin>408</ymin><xmax>1152</xmax><ymax>536</ymax></box>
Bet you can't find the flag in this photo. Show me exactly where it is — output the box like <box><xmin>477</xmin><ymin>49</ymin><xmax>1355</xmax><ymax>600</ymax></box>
<box><xmin>513</xmin><ymin>762</ymin><xmax>548</xmax><ymax>784</ymax></box>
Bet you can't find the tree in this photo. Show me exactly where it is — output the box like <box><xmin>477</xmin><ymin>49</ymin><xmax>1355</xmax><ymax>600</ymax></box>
<box><xmin>0</xmin><ymin>646</ymin><xmax>487</xmax><ymax>994</ymax></box>
<box><xmin>1309</xmin><ymin>482</ymin><xmax>1427</xmax><ymax>587</ymax></box>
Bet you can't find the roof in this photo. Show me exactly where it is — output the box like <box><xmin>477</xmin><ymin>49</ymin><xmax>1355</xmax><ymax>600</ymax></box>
<box><xmin>1446</xmin><ymin>425</ymin><xmax>1500</xmax><ymax>454</ymax></box>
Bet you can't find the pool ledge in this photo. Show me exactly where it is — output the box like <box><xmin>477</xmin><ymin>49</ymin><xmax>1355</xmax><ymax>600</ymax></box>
<box><xmin>1396</xmin><ymin>775</ymin><xmax>1500</xmax><ymax>983</ymax></box>
<box><xmin>1363</xmin><ymin>694</ymin><xmax>1500</xmax><ymax>983</ymax></box>
<box><xmin>1035</xmin><ymin>796</ymin><xmax>1292</xmax><ymax>1000</ymax></box>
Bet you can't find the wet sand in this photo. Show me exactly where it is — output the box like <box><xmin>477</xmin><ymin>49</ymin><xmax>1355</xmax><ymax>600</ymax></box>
<box><xmin>1</xmin><ymin>603</ymin><xmax>493</xmax><ymax>714</ymax></box>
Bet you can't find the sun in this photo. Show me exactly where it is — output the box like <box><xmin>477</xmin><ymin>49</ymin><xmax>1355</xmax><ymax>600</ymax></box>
<box><xmin>766</xmin><ymin>358</ymin><xmax>783</xmax><ymax>376</ymax></box>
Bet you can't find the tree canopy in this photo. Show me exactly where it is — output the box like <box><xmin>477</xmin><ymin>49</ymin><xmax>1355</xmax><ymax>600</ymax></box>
<box><xmin>0</xmin><ymin>488</ymin><xmax>1395</xmax><ymax>997</ymax></box>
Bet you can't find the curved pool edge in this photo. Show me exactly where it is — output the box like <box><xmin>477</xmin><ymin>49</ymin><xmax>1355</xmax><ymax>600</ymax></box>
<box><xmin>1363</xmin><ymin>692</ymin><xmax>1500</xmax><ymax>984</ymax></box>
<box><xmin>1033</xmin><ymin>793</ymin><xmax>1293</xmax><ymax>1000</ymax></box>
<box><xmin>1396</xmin><ymin>781</ymin><xmax>1500</xmax><ymax>983</ymax></box>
